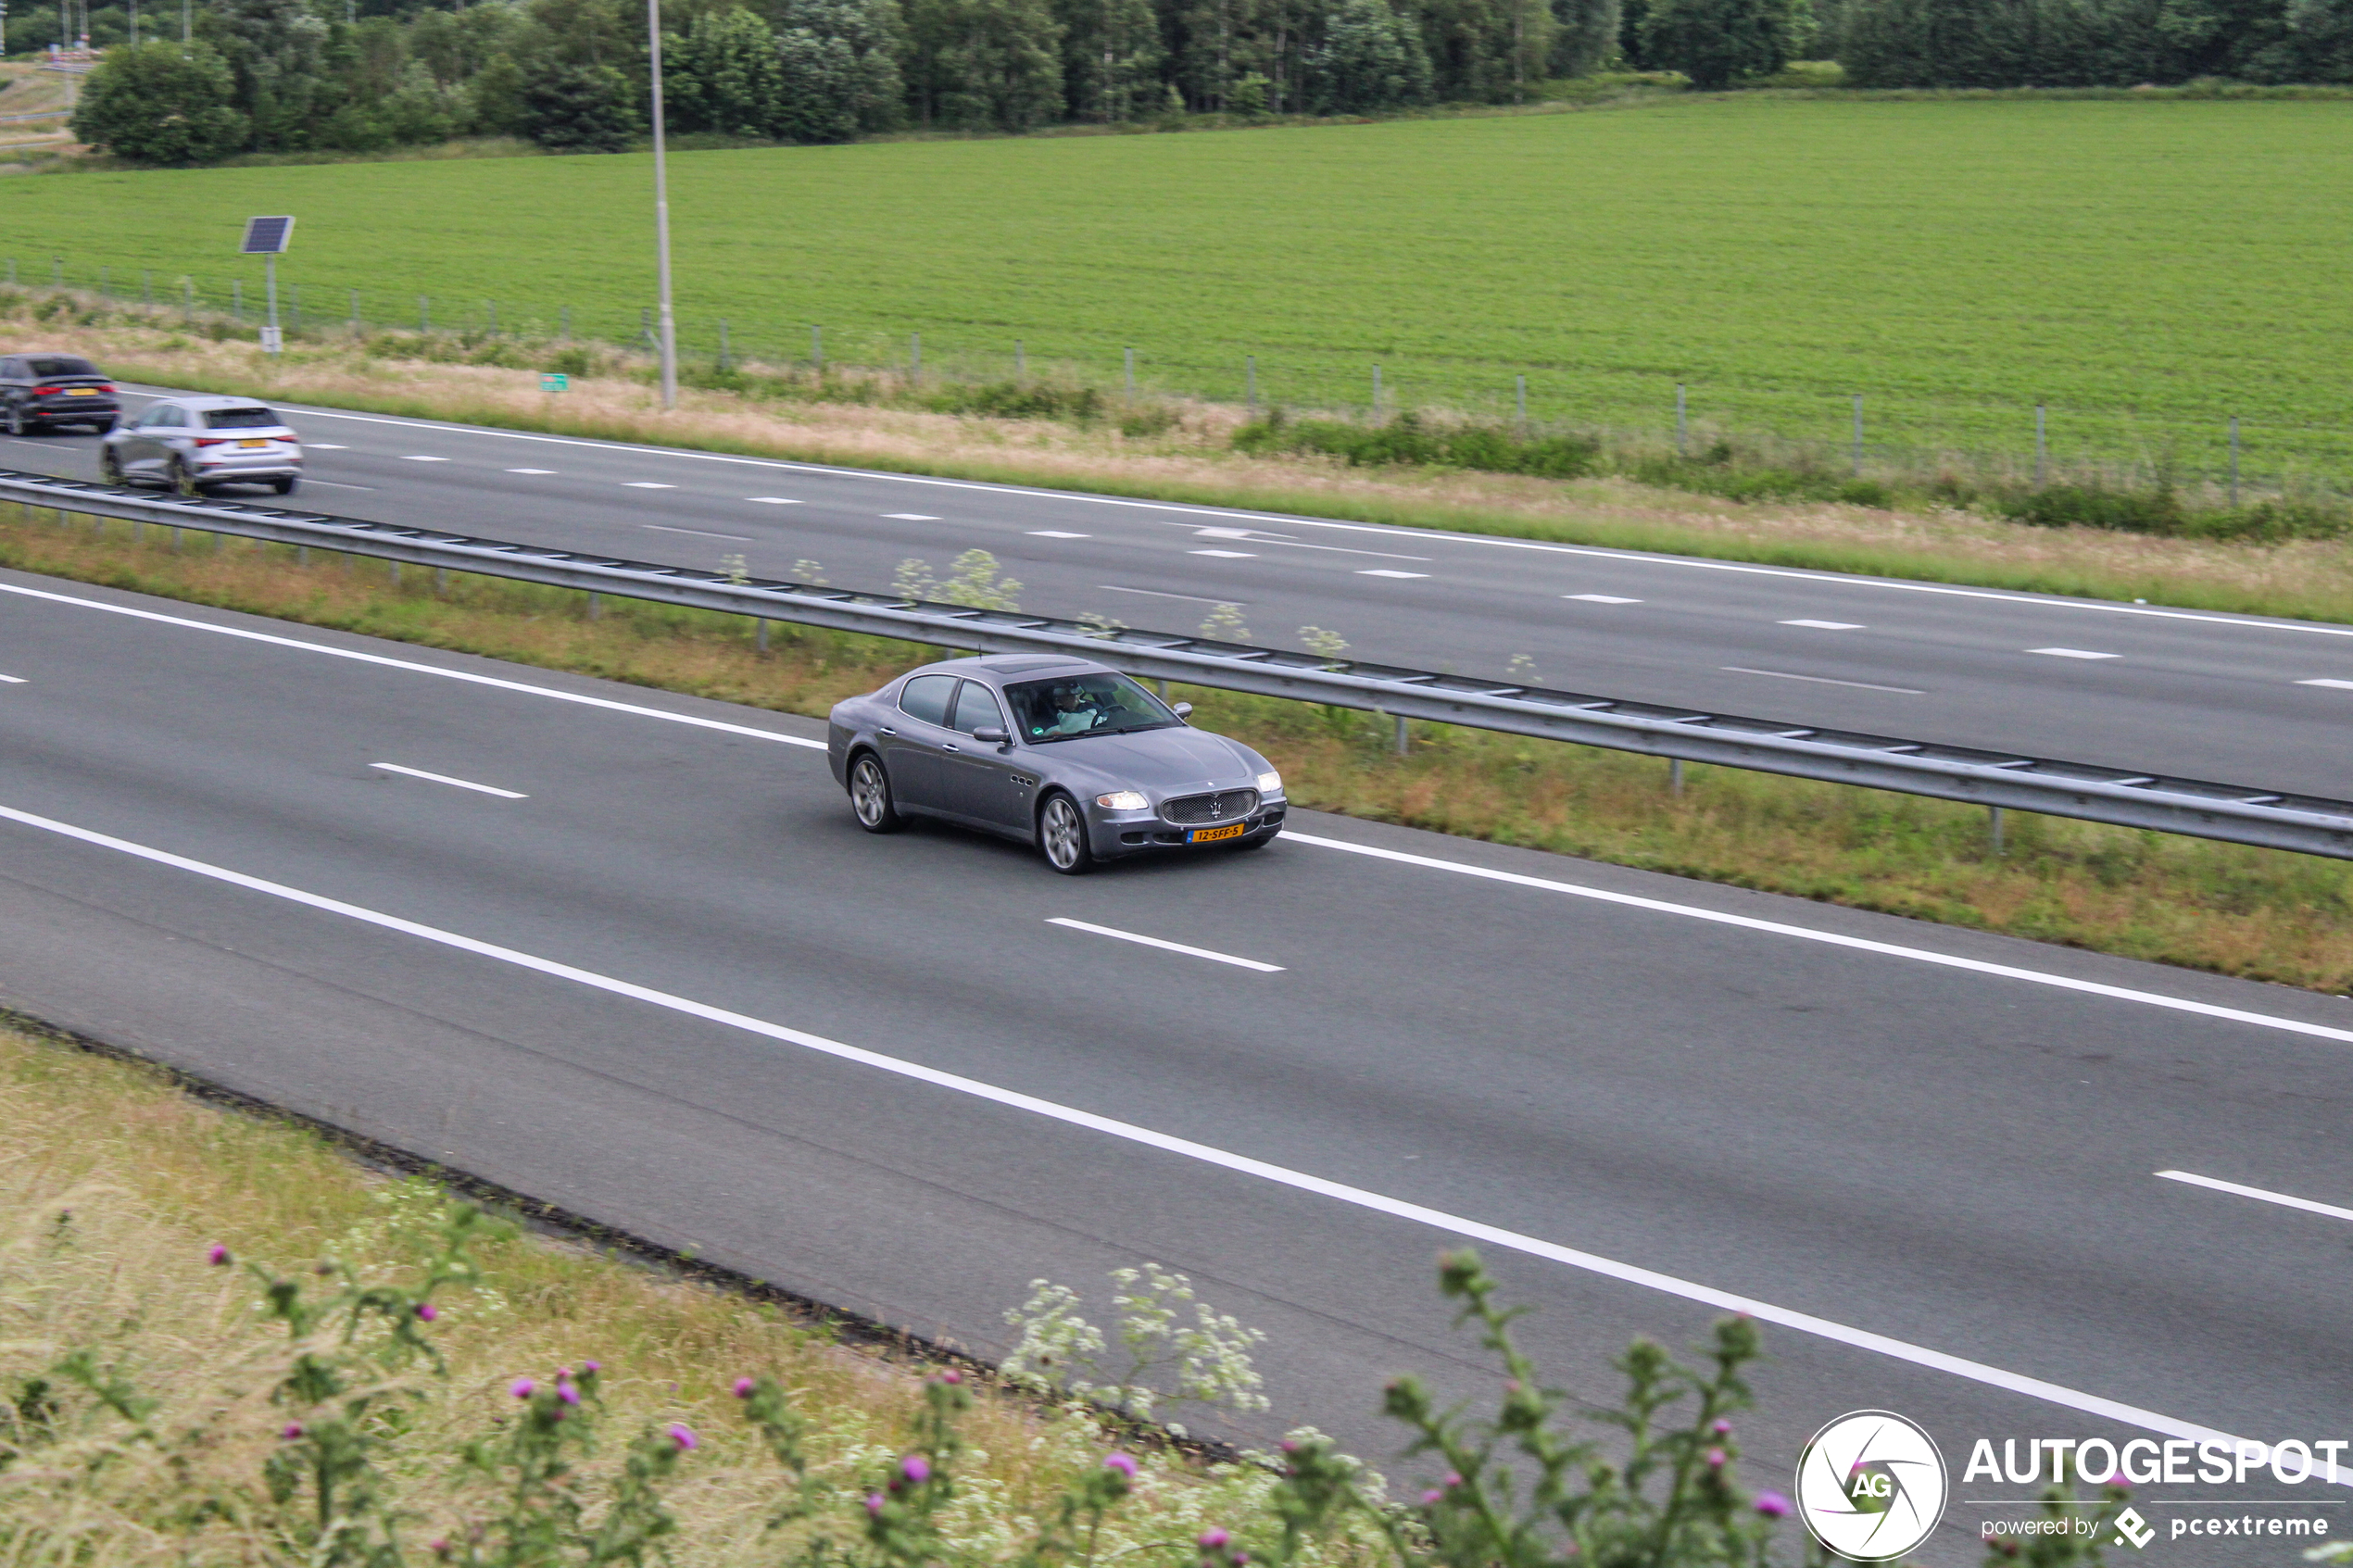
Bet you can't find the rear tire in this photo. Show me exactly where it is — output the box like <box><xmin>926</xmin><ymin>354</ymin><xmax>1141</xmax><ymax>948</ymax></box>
<box><xmin>271</xmin><ymin>476</ymin><xmax>297</xmax><ymax>495</ymax></box>
<box><xmin>170</xmin><ymin>458</ymin><xmax>202</xmax><ymax>498</ymax></box>
<box><xmin>848</xmin><ymin>752</ymin><xmax>905</xmax><ymax>834</ymax></box>
<box><xmin>1038</xmin><ymin>792</ymin><xmax>1093</xmax><ymax>876</ymax></box>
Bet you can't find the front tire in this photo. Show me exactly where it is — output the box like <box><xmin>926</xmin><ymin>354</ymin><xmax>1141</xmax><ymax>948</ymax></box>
<box><xmin>848</xmin><ymin>752</ymin><xmax>905</xmax><ymax>834</ymax></box>
<box><xmin>1038</xmin><ymin>792</ymin><xmax>1093</xmax><ymax>876</ymax></box>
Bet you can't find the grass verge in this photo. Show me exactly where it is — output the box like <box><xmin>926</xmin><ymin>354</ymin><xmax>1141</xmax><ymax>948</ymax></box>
<box><xmin>12</xmin><ymin>298</ymin><xmax>2353</xmax><ymax>625</ymax></box>
<box><xmin>0</xmin><ymin>1013</ymin><xmax>1340</xmax><ymax>1565</ymax></box>
<box><xmin>6</xmin><ymin>504</ymin><xmax>2347</xmax><ymax>994</ymax></box>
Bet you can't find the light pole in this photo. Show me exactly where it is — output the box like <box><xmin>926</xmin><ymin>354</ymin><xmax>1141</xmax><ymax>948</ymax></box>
<box><xmin>646</xmin><ymin>0</ymin><xmax>677</xmax><ymax>410</ymax></box>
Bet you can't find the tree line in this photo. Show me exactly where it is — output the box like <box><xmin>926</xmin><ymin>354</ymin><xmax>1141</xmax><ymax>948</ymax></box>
<box><xmin>62</xmin><ymin>0</ymin><xmax>2353</xmax><ymax>167</ymax></box>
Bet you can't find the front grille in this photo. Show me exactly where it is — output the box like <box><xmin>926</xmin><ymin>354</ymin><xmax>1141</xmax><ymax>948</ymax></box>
<box><xmin>1163</xmin><ymin>788</ymin><xmax>1259</xmax><ymax>824</ymax></box>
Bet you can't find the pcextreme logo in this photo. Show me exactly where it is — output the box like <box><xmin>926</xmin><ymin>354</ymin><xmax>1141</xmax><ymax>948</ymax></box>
<box><xmin>1795</xmin><ymin>1410</ymin><xmax>1951</xmax><ymax>1562</ymax></box>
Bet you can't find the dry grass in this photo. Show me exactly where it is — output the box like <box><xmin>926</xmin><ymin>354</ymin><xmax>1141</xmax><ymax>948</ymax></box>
<box><xmin>17</xmin><ymin>299</ymin><xmax>2353</xmax><ymax>623</ymax></box>
<box><xmin>6</xmin><ymin>506</ymin><xmax>2349</xmax><ymax>995</ymax></box>
<box><xmin>0</xmin><ymin>1019</ymin><xmax>1335</xmax><ymax>1566</ymax></box>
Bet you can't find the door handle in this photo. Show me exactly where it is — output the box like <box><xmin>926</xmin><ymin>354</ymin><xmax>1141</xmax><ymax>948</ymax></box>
<box><xmin>878</xmin><ymin>726</ymin><xmax>898</xmax><ymax>735</ymax></box>
<box><xmin>941</xmin><ymin>744</ymin><xmax>961</xmax><ymax>753</ymax></box>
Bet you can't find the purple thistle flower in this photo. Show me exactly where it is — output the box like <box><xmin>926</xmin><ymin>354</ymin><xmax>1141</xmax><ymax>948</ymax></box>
<box><xmin>1197</xmin><ymin>1530</ymin><xmax>1230</xmax><ymax>1549</ymax></box>
<box><xmin>1444</xmin><ymin>1473</ymin><xmax>1464</xmax><ymax>1488</ymax></box>
<box><xmin>1103</xmin><ymin>1452</ymin><xmax>1138</xmax><ymax>1478</ymax></box>
<box><xmin>282</xmin><ymin>1423</ymin><xmax>305</xmax><ymax>1439</ymax></box>
<box><xmin>865</xmin><ymin>1493</ymin><xmax>886</xmax><ymax>1516</ymax></box>
<box><xmin>1706</xmin><ymin>1448</ymin><xmax>1727</xmax><ymax>1469</ymax></box>
<box><xmin>735</xmin><ymin>1376</ymin><xmax>757</xmax><ymax>1398</ymax></box>
<box><xmin>940</xmin><ymin>1368</ymin><xmax>963</xmax><ymax>1384</ymax></box>
<box><xmin>1712</xmin><ymin>1419</ymin><xmax>1732</xmax><ymax>1436</ymax></box>
<box><xmin>416</xmin><ymin>1302</ymin><xmax>438</xmax><ymax>1322</ymax></box>
<box><xmin>558</xmin><ymin>1381</ymin><xmax>581</xmax><ymax>1407</ymax></box>
<box><xmin>428</xmin><ymin>1540</ymin><xmax>449</xmax><ymax>1557</ymax></box>
<box><xmin>1755</xmin><ymin>1491</ymin><xmax>1792</xmax><ymax>1519</ymax></box>
<box><xmin>582</xmin><ymin>1361</ymin><xmax>601</xmax><ymax>1375</ymax></box>
<box><xmin>207</xmin><ymin>1244</ymin><xmax>230</xmax><ymax>1266</ymax></box>
<box><xmin>510</xmin><ymin>1378</ymin><xmax>535</xmax><ymax>1399</ymax></box>
<box><xmin>901</xmin><ymin>1454</ymin><xmax>931</xmax><ymax>1483</ymax></box>
<box><xmin>1420</xmin><ymin>1489</ymin><xmax>1444</xmax><ymax>1506</ymax></box>
<box><xmin>668</xmin><ymin>1424</ymin><xmax>698</xmax><ymax>1451</ymax></box>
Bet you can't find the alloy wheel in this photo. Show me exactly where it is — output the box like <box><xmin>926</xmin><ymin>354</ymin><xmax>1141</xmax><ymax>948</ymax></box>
<box><xmin>1039</xmin><ymin>796</ymin><xmax>1090</xmax><ymax>875</ymax></box>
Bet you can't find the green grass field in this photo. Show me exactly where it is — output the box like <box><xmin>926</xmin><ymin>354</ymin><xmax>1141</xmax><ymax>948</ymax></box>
<box><xmin>21</xmin><ymin>96</ymin><xmax>2353</xmax><ymax>479</ymax></box>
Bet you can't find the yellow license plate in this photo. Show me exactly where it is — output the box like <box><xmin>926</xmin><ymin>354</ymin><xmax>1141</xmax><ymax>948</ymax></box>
<box><xmin>238</xmin><ymin>439</ymin><xmax>269</xmax><ymax>448</ymax></box>
<box><xmin>1189</xmin><ymin>823</ymin><xmax>1246</xmax><ymax>844</ymax></box>
<box><xmin>68</xmin><ymin>388</ymin><xmax>96</xmax><ymax>395</ymax></box>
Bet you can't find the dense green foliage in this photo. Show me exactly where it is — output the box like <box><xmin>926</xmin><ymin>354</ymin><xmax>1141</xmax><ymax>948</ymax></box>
<box><xmin>67</xmin><ymin>40</ymin><xmax>250</xmax><ymax>163</ymax></box>
<box><xmin>1825</xmin><ymin>0</ymin><xmax>2353</xmax><ymax>85</ymax></box>
<box><xmin>62</xmin><ymin>0</ymin><xmax>1617</xmax><ymax>165</ymax></box>
<box><xmin>25</xmin><ymin>98</ymin><xmax>2353</xmax><ymax>477</ymax></box>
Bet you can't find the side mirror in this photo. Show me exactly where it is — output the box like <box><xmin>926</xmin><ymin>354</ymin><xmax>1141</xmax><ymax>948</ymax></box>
<box><xmin>972</xmin><ymin>726</ymin><xmax>1011</xmax><ymax>745</ymax></box>
<box><xmin>1172</xmin><ymin>702</ymin><xmax>1194</xmax><ymax>719</ymax></box>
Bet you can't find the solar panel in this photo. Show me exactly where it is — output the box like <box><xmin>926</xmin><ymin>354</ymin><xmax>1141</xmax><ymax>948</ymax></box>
<box><xmin>240</xmin><ymin>216</ymin><xmax>296</xmax><ymax>255</ymax></box>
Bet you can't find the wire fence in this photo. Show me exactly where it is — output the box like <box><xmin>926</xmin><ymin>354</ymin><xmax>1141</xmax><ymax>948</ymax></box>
<box><xmin>24</xmin><ymin>252</ymin><xmax>2353</xmax><ymax>507</ymax></box>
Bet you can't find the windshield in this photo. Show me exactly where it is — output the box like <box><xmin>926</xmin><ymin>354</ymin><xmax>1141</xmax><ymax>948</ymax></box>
<box><xmin>26</xmin><ymin>357</ymin><xmax>96</xmax><ymax>378</ymax></box>
<box><xmin>204</xmin><ymin>407</ymin><xmax>284</xmax><ymax>430</ymax></box>
<box><xmin>1003</xmin><ymin>672</ymin><xmax>1180</xmax><ymax>743</ymax></box>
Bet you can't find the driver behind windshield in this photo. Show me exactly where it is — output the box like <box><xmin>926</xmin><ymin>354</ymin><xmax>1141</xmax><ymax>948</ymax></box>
<box><xmin>1006</xmin><ymin>672</ymin><xmax>1176</xmax><ymax>741</ymax></box>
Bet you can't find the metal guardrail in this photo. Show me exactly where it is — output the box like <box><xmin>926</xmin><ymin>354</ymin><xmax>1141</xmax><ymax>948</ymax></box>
<box><xmin>6</xmin><ymin>469</ymin><xmax>2351</xmax><ymax>859</ymax></box>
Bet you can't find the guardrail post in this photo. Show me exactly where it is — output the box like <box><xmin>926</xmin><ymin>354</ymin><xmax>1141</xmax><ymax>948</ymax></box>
<box><xmin>1394</xmin><ymin>713</ymin><xmax>1409</xmax><ymax>756</ymax></box>
<box><xmin>756</xmin><ymin>617</ymin><xmax>769</xmax><ymax>652</ymax></box>
<box><xmin>434</xmin><ymin>567</ymin><xmax>447</xmax><ymax>597</ymax></box>
<box><xmin>587</xmin><ymin>591</ymin><xmax>601</xmax><ymax>620</ymax></box>
<box><xmin>1669</xmin><ymin>758</ymin><xmax>1684</xmax><ymax>797</ymax></box>
<box><xmin>1989</xmin><ymin>805</ymin><xmax>2006</xmax><ymax>856</ymax></box>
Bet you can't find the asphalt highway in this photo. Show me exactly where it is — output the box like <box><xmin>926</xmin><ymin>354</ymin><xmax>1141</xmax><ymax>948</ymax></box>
<box><xmin>7</xmin><ymin>387</ymin><xmax>2352</xmax><ymax>798</ymax></box>
<box><xmin>2</xmin><ymin>563</ymin><xmax>2346</xmax><ymax>1563</ymax></box>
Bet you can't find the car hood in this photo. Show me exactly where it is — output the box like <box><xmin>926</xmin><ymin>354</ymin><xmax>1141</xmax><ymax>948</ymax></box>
<box><xmin>1036</xmin><ymin>725</ymin><xmax>1265</xmax><ymax>793</ymax></box>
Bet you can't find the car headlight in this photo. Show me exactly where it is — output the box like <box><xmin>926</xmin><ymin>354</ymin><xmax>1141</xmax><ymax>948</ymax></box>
<box><xmin>1096</xmin><ymin>790</ymin><xmax>1149</xmax><ymax>810</ymax></box>
<box><xmin>1256</xmin><ymin>771</ymin><xmax>1283</xmax><ymax>794</ymax></box>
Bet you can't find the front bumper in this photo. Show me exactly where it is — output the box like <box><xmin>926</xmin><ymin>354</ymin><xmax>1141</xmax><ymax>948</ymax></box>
<box><xmin>1090</xmin><ymin>802</ymin><xmax>1285</xmax><ymax>859</ymax></box>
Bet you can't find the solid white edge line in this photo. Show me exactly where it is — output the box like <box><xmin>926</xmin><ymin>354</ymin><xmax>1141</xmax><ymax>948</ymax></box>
<box><xmin>2157</xmin><ymin>1169</ymin><xmax>2353</xmax><ymax>1225</ymax></box>
<box><xmin>1282</xmin><ymin>832</ymin><xmax>2353</xmax><ymax>1048</ymax></box>
<box><xmin>0</xmin><ymin>581</ymin><xmax>827</xmax><ymax>751</ymax></box>
<box><xmin>1046</xmin><ymin>916</ymin><xmax>1283</xmax><ymax>972</ymax></box>
<box><xmin>0</xmin><ymin>797</ymin><xmax>2263</xmax><ymax>1455</ymax></box>
<box><xmin>370</xmin><ymin>762</ymin><xmax>528</xmax><ymax>799</ymax></box>
<box><xmin>0</xmin><ymin>673</ymin><xmax>24</xmax><ymax>684</ymax></box>
<box><xmin>2297</xmin><ymin>679</ymin><xmax>2353</xmax><ymax>690</ymax></box>
<box><xmin>129</xmin><ymin>388</ymin><xmax>2353</xmax><ymax>641</ymax></box>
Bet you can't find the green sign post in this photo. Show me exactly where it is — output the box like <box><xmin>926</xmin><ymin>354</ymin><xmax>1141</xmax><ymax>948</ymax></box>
<box><xmin>540</xmin><ymin>373</ymin><xmax>569</xmax><ymax>393</ymax></box>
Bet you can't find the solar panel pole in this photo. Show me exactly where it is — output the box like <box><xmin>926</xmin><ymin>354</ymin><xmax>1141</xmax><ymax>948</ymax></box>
<box><xmin>263</xmin><ymin>252</ymin><xmax>280</xmax><ymax>353</ymax></box>
<box><xmin>647</xmin><ymin>0</ymin><xmax>678</xmax><ymax>411</ymax></box>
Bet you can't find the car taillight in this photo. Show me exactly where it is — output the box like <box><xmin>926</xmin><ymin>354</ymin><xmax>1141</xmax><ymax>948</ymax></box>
<box><xmin>30</xmin><ymin>385</ymin><xmax>58</xmax><ymax>395</ymax></box>
<box><xmin>194</xmin><ymin>437</ymin><xmax>231</xmax><ymax>447</ymax></box>
<box><xmin>96</xmin><ymin>383</ymin><xmax>114</xmax><ymax>393</ymax></box>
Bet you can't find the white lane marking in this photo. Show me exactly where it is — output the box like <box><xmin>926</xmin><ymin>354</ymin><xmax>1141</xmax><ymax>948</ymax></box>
<box><xmin>0</xmin><ymin>673</ymin><xmax>24</xmax><ymax>684</ymax></box>
<box><xmin>303</xmin><ymin>479</ymin><xmax>378</xmax><ymax>491</ymax></box>
<box><xmin>1359</xmin><ymin>569</ymin><xmax>1429</xmax><ymax>579</ymax></box>
<box><xmin>1288</xmin><ymin>830</ymin><xmax>2353</xmax><ymax>1048</ymax></box>
<box><xmin>2157</xmin><ymin>1170</ymin><xmax>2353</xmax><ymax>1225</ymax></box>
<box><xmin>2296</xmin><ymin>678</ymin><xmax>2353</xmax><ymax>689</ymax></box>
<box><xmin>1720</xmin><ymin>667</ymin><xmax>1926</xmax><ymax>695</ymax></box>
<box><xmin>167</xmin><ymin>393</ymin><xmax>2353</xmax><ymax>639</ymax></box>
<box><xmin>308</xmin><ymin>444</ymin><xmax>349</xmax><ymax>450</ymax></box>
<box><xmin>1191</xmin><ymin>549</ymin><xmax>1256</xmax><ymax>558</ymax></box>
<box><xmin>1100</xmin><ymin>585</ymin><xmax>1249</xmax><ymax>606</ymax></box>
<box><xmin>2030</xmin><ymin>647</ymin><xmax>2120</xmax><ymax>660</ymax></box>
<box><xmin>1046</xmin><ymin>916</ymin><xmax>1283</xmax><ymax>972</ymax></box>
<box><xmin>1196</xmin><ymin>526</ymin><xmax>1261</xmax><ymax>539</ymax></box>
<box><xmin>1197</xmin><ymin>525</ymin><xmax>1428</xmax><ymax>561</ymax></box>
<box><xmin>1029</xmin><ymin>531</ymin><xmax>1089</xmax><ymax>539</ymax></box>
<box><xmin>398</xmin><ymin>455</ymin><xmax>449</xmax><ymax>462</ymax></box>
<box><xmin>746</xmin><ymin>496</ymin><xmax>801</xmax><ymax>505</ymax></box>
<box><xmin>625</xmin><ymin>482</ymin><xmax>674</xmax><ymax>490</ymax></box>
<box><xmin>643</xmin><ymin>523</ymin><xmax>752</xmax><ymax>542</ymax></box>
<box><xmin>370</xmin><ymin>762</ymin><xmax>528</xmax><ymax>799</ymax></box>
<box><xmin>508</xmin><ymin>467</ymin><xmax>557</xmax><ymax>475</ymax></box>
<box><xmin>0</xmin><ymin>582</ymin><xmax>827</xmax><ymax>749</ymax></box>
<box><xmin>0</xmin><ymin>797</ymin><xmax>2271</xmax><ymax>1457</ymax></box>
<box><xmin>884</xmin><ymin>513</ymin><xmax>938</xmax><ymax>521</ymax></box>
<box><xmin>1781</xmin><ymin>619</ymin><xmax>1864</xmax><ymax>630</ymax></box>
<box><xmin>1566</xmin><ymin>594</ymin><xmax>1641</xmax><ymax>604</ymax></box>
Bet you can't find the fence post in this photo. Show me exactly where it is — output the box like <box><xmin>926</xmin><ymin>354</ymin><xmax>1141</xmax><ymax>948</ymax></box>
<box><xmin>182</xmin><ymin>279</ymin><xmax>193</xmax><ymax>322</ymax></box>
<box><xmin>1851</xmin><ymin>394</ymin><xmax>1864</xmax><ymax>476</ymax></box>
<box><xmin>2035</xmin><ymin>404</ymin><xmax>2047</xmax><ymax>485</ymax></box>
<box><xmin>1247</xmin><ymin>355</ymin><xmax>1257</xmax><ymax>416</ymax></box>
<box><xmin>233</xmin><ymin>280</ymin><xmax>243</xmax><ymax>321</ymax></box>
<box><xmin>141</xmin><ymin>269</ymin><xmax>151</xmax><ymax>305</ymax></box>
<box><xmin>1516</xmin><ymin>374</ymin><xmax>1527</xmax><ymax>430</ymax></box>
<box><xmin>2229</xmin><ymin>416</ymin><xmax>2241</xmax><ymax>508</ymax></box>
<box><xmin>638</xmin><ymin>306</ymin><xmax>651</xmax><ymax>347</ymax></box>
<box><xmin>812</xmin><ymin>323</ymin><xmax>823</xmax><ymax>369</ymax></box>
<box><xmin>911</xmin><ymin>332</ymin><xmax>921</xmax><ymax>382</ymax></box>
<box><xmin>349</xmin><ymin>289</ymin><xmax>359</xmax><ymax>333</ymax></box>
<box><xmin>421</xmin><ymin>296</ymin><xmax>431</xmax><ymax>332</ymax></box>
<box><xmin>1676</xmin><ymin>383</ymin><xmax>1688</xmax><ymax>455</ymax></box>
<box><xmin>486</xmin><ymin>299</ymin><xmax>497</xmax><ymax>335</ymax></box>
<box><xmin>1371</xmin><ymin>363</ymin><xmax>1382</xmax><ymax>417</ymax></box>
<box><xmin>719</xmin><ymin>318</ymin><xmax>731</xmax><ymax>370</ymax></box>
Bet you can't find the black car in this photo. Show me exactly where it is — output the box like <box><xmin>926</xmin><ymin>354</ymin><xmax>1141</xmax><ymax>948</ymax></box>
<box><xmin>0</xmin><ymin>353</ymin><xmax>120</xmax><ymax>434</ymax></box>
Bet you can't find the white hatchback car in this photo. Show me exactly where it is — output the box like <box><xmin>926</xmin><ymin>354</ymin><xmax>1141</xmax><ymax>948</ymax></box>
<box><xmin>100</xmin><ymin>395</ymin><xmax>303</xmax><ymax>496</ymax></box>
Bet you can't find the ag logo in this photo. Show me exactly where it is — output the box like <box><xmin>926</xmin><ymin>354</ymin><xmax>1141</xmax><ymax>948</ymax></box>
<box><xmin>1795</xmin><ymin>1410</ymin><xmax>1949</xmax><ymax>1562</ymax></box>
<box><xmin>2114</xmin><ymin>1507</ymin><xmax>2155</xmax><ymax>1549</ymax></box>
